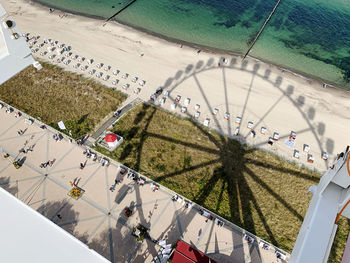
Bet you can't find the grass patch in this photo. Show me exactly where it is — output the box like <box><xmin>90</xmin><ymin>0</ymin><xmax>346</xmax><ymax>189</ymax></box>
<box><xmin>0</xmin><ymin>62</ymin><xmax>126</xmax><ymax>138</ymax></box>
<box><xmin>94</xmin><ymin>103</ymin><xmax>348</xmax><ymax>261</ymax></box>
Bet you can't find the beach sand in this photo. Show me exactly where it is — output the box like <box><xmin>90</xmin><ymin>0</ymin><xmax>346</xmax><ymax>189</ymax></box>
<box><xmin>2</xmin><ymin>0</ymin><xmax>350</xmax><ymax>173</ymax></box>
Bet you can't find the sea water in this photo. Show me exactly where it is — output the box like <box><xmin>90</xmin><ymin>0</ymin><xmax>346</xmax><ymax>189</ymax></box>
<box><xmin>34</xmin><ymin>0</ymin><xmax>350</xmax><ymax>89</ymax></box>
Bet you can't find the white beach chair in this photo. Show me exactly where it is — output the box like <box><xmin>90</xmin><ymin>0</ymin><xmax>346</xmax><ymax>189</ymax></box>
<box><xmin>181</xmin><ymin>107</ymin><xmax>187</xmax><ymax>113</ymax></box>
<box><xmin>96</xmin><ymin>63</ymin><xmax>103</xmax><ymax>69</ymax></box>
<box><xmin>104</xmin><ymin>65</ymin><xmax>111</xmax><ymax>71</ymax></box>
<box><xmin>234</xmin><ymin>127</ymin><xmax>239</xmax><ymax>136</ymax></box>
<box><xmin>235</xmin><ymin>116</ymin><xmax>241</xmax><ymax>124</ymax></box>
<box><xmin>122</xmin><ymin>73</ymin><xmax>128</xmax><ymax>79</ymax></box>
<box><xmin>96</xmin><ymin>72</ymin><xmax>103</xmax><ymax>78</ymax></box>
<box><xmin>132</xmin><ymin>76</ymin><xmax>138</xmax><ymax>83</ymax></box>
<box><xmin>212</xmin><ymin>108</ymin><xmax>219</xmax><ymax>116</ymax></box>
<box><xmin>194</xmin><ymin>104</ymin><xmax>200</xmax><ymax>110</ymax></box>
<box><xmin>112</xmin><ymin>79</ymin><xmax>119</xmax><ymax>85</ymax></box>
<box><xmin>103</xmin><ymin>75</ymin><xmax>109</xmax><ymax>81</ymax></box>
<box><xmin>163</xmin><ymin>91</ymin><xmax>169</xmax><ymax>97</ymax></box>
<box><xmin>273</xmin><ymin>132</ymin><xmax>279</xmax><ymax>141</ymax></box>
<box><xmin>224</xmin><ymin>112</ymin><xmax>230</xmax><ymax>120</ymax></box>
<box><xmin>322</xmin><ymin>152</ymin><xmax>328</xmax><ymax>160</ymax></box>
<box><xmin>139</xmin><ymin>80</ymin><xmax>145</xmax><ymax>86</ymax></box>
<box><xmin>293</xmin><ymin>150</ymin><xmax>300</xmax><ymax>159</ymax></box>
<box><xmin>204</xmin><ymin>118</ymin><xmax>210</xmax><ymax>127</ymax></box>
<box><xmin>171</xmin><ymin>103</ymin><xmax>177</xmax><ymax>110</ymax></box>
<box><xmin>303</xmin><ymin>144</ymin><xmax>310</xmax><ymax>152</ymax></box>
<box><xmin>247</xmin><ymin>121</ymin><xmax>253</xmax><ymax>129</ymax></box>
<box><xmin>184</xmin><ymin>98</ymin><xmax>190</xmax><ymax>106</ymax></box>
<box><xmin>113</xmin><ymin>69</ymin><xmax>119</xmax><ymax>75</ymax></box>
<box><xmin>159</xmin><ymin>97</ymin><xmax>165</xmax><ymax>105</ymax></box>
<box><xmin>307</xmin><ymin>154</ymin><xmax>314</xmax><ymax>163</ymax></box>
<box><xmin>122</xmin><ymin>84</ymin><xmax>130</xmax><ymax>90</ymax></box>
<box><xmin>134</xmin><ymin>87</ymin><xmax>141</xmax><ymax>94</ymax></box>
<box><xmin>194</xmin><ymin>111</ymin><xmax>200</xmax><ymax>118</ymax></box>
<box><xmin>175</xmin><ymin>95</ymin><xmax>181</xmax><ymax>103</ymax></box>
<box><xmin>88</xmin><ymin>59</ymin><xmax>94</xmax><ymax>64</ymax></box>
<box><xmin>260</xmin><ymin>127</ymin><xmax>267</xmax><ymax>135</ymax></box>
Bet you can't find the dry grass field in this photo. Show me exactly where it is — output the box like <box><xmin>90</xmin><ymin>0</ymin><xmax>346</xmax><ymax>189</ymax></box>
<box><xmin>0</xmin><ymin>62</ymin><xmax>126</xmax><ymax>138</ymax></box>
<box><xmin>95</xmin><ymin>103</ymin><xmax>348</xmax><ymax>261</ymax></box>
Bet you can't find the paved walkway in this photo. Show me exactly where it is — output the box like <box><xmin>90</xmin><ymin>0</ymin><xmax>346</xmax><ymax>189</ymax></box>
<box><xmin>91</xmin><ymin>97</ymin><xmax>142</xmax><ymax>140</ymax></box>
<box><xmin>0</xmin><ymin>104</ymin><xmax>286</xmax><ymax>263</ymax></box>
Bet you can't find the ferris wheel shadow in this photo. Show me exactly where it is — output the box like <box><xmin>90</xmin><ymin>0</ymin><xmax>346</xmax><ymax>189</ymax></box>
<box><xmin>126</xmin><ymin>56</ymin><xmax>337</xmax><ymax>256</ymax></box>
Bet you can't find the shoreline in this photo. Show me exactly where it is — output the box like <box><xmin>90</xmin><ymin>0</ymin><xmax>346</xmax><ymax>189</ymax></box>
<box><xmin>30</xmin><ymin>0</ymin><xmax>349</xmax><ymax>93</ymax></box>
<box><xmin>5</xmin><ymin>0</ymin><xmax>350</xmax><ymax>173</ymax></box>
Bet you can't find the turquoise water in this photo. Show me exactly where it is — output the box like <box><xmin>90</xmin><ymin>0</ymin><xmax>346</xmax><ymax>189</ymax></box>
<box><xmin>35</xmin><ymin>0</ymin><xmax>350</xmax><ymax>89</ymax></box>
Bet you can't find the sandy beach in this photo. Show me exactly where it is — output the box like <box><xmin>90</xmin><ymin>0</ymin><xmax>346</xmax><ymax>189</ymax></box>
<box><xmin>2</xmin><ymin>0</ymin><xmax>350</xmax><ymax>173</ymax></box>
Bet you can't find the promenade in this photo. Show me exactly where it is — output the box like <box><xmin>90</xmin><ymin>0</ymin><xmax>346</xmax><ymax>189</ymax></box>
<box><xmin>0</xmin><ymin>105</ymin><xmax>283</xmax><ymax>262</ymax></box>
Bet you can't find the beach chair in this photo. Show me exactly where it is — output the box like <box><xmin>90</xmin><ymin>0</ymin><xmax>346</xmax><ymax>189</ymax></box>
<box><xmin>234</xmin><ymin>127</ymin><xmax>239</xmax><ymax>136</ymax></box>
<box><xmin>88</xmin><ymin>59</ymin><xmax>94</xmax><ymax>64</ymax></box>
<box><xmin>224</xmin><ymin>112</ymin><xmax>230</xmax><ymax>120</ymax></box>
<box><xmin>181</xmin><ymin>107</ymin><xmax>187</xmax><ymax>113</ymax></box>
<box><xmin>307</xmin><ymin>154</ymin><xmax>314</xmax><ymax>163</ymax></box>
<box><xmin>113</xmin><ymin>69</ymin><xmax>119</xmax><ymax>75</ymax></box>
<box><xmin>212</xmin><ymin>108</ymin><xmax>219</xmax><ymax>116</ymax></box>
<box><xmin>273</xmin><ymin>132</ymin><xmax>279</xmax><ymax>141</ymax></box>
<box><xmin>293</xmin><ymin>150</ymin><xmax>300</xmax><ymax>159</ymax></box>
<box><xmin>24</xmin><ymin>118</ymin><xmax>33</xmax><ymax>125</ymax></box>
<box><xmin>290</xmin><ymin>131</ymin><xmax>297</xmax><ymax>140</ymax></box>
<box><xmin>247</xmin><ymin>121</ymin><xmax>253</xmax><ymax>129</ymax></box>
<box><xmin>303</xmin><ymin>144</ymin><xmax>310</xmax><ymax>153</ymax></box>
<box><xmin>103</xmin><ymin>75</ymin><xmax>109</xmax><ymax>81</ymax></box>
<box><xmin>96</xmin><ymin>72</ymin><xmax>103</xmax><ymax>78</ymax></box>
<box><xmin>104</xmin><ymin>65</ymin><xmax>111</xmax><ymax>71</ymax></box>
<box><xmin>260</xmin><ymin>127</ymin><xmax>267</xmax><ymax>135</ymax></box>
<box><xmin>96</xmin><ymin>63</ymin><xmax>103</xmax><ymax>68</ymax></box>
<box><xmin>268</xmin><ymin>137</ymin><xmax>274</xmax><ymax>145</ymax></box>
<box><xmin>175</xmin><ymin>95</ymin><xmax>181</xmax><ymax>103</ymax></box>
<box><xmin>132</xmin><ymin>76</ymin><xmax>138</xmax><ymax>83</ymax></box>
<box><xmin>194</xmin><ymin>104</ymin><xmax>200</xmax><ymax>110</ymax></box>
<box><xmin>139</xmin><ymin>80</ymin><xmax>145</xmax><ymax>86</ymax></box>
<box><xmin>235</xmin><ymin>116</ymin><xmax>241</xmax><ymax>124</ymax></box>
<box><xmin>112</xmin><ymin>79</ymin><xmax>119</xmax><ymax>85</ymax></box>
<box><xmin>322</xmin><ymin>152</ymin><xmax>328</xmax><ymax>160</ymax></box>
<box><xmin>122</xmin><ymin>73</ymin><xmax>128</xmax><ymax>79</ymax></box>
<box><xmin>184</xmin><ymin>98</ymin><xmax>190</xmax><ymax>106</ymax></box>
<box><xmin>122</xmin><ymin>84</ymin><xmax>130</xmax><ymax>90</ymax></box>
<box><xmin>171</xmin><ymin>103</ymin><xmax>177</xmax><ymax>110</ymax></box>
<box><xmin>158</xmin><ymin>97</ymin><xmax>165</xmax><ymax>105</ymax></box>
<box><xmin>194</xmin><ymin>111</ymin><xmax>200</xmax><ymax>118</ymax></box>
<box><xmin>163</xmin><ymin>91</ymin><xmax>169</xmax><ymax>97</ymax></box>
<box><xmin>204</xmin><ymin>118</ymin><xmax>210</xmax><ymax>127</ymax></box>
<box><xmin>134</xmin><ymin>87</ymin><xmax>141</xmax><ymax>94</ymax></box>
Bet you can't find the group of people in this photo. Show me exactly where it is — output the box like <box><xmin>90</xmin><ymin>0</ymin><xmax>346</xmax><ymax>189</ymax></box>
<box><xmin>52</xmin><ymin>133</ymin><xmax>63</xmax><ymax>142</ymax></box>
<box><xmin>19</xmin><ymin>144</ymin><xmax>35</xmax><ymax>154</ymax></box>
<box><xmin>17</xmin><ymin>128</ymin><xmax>27</xmax><ymax>136</ymax></box>
<box><xmin>40</xmin><ymin>159</ymin><xmax>55</xmax><ymax>168</ymax></box>
<box><xmin>109</xmin><ymin>179</ymin><xmax>121</xmax><ymax>192</ymax></box>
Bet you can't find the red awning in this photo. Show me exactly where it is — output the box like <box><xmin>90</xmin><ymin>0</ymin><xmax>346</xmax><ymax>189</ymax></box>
<box><xmin>174</xmin><ymin>240</ymin><xmax>217</xmax><ymax>263</ymax></box>
<box><xmin>172</xmin><ymin>251</ymin><xmax>195</xmax><ymax>263</ymax></box>
<box><xmin>105</xmin><ymin>133</ymin><xmax>118</xmax><ymax>142</ymax></box>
